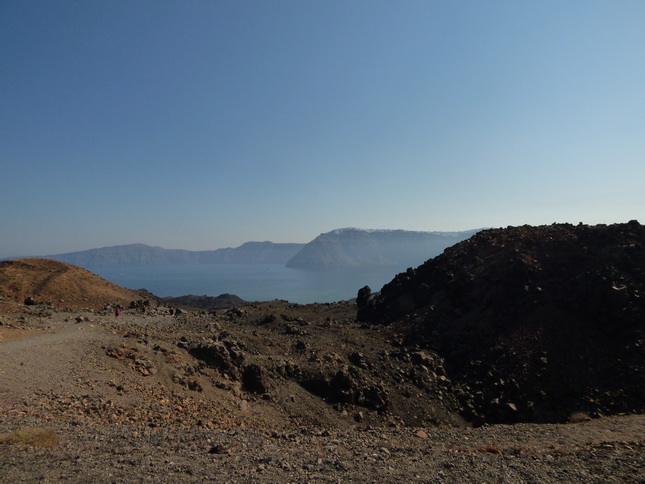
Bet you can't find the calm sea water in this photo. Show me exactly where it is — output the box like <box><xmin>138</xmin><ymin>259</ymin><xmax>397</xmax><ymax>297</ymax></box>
<box><xmin>88</xmin><ymin>264</ymin><xmax>405</xmax><ymax>304</ymax></box>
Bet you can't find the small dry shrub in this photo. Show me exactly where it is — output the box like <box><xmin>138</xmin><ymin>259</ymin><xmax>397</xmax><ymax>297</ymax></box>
<box><xmin>475</xmin><ymin>442</ymin><xmax>504</xmax><ymax>454</ymax></box>
<box><xmin>552</xmin><ymin>446</ymin><xmax>570</xmax><ymax>456</ymax></box>
<box><xmin>506</xmin><ymin>445</ymin><xmax>538</xmax><ymax>456</ymax></box>
<box><xmin>568</xmin><ymin>411</ymin><xmax>591</xmax><ymax>423</ymax></box>
<box><xmin>0</xmin><ymin>427</ymin><xmax>59</xmax><ymax>449</ymax></box>
<box><xmin>447</xmin><ymin>444</ymin><xmax>468</xmax><ymax>452</ymax></box>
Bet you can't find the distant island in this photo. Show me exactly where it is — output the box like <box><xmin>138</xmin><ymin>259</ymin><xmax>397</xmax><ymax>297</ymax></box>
<box><xmin>46</xmin><ymin>242</ymin><xmax>305</xmax><ymax>267</ymax></box>
<box><xmin>286</xmin><ymin>228</ymin><xmax>482</xmax><ymax>269</ymax></box>
<box><xmin>37</xmin><ymin>228</ymin><xmax>484</xmax><ymax>270</ymax></box>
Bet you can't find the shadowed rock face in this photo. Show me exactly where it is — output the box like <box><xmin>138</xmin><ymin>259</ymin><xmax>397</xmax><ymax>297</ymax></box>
<box><xmin>358</xmin><ymin>221</ymin><xmax>645</xmax><ymax>424</ymax></box>
<box><xmin>162</xmin><ymin>293</ymin><xmax>246</xmax><ymax>310</ymax></box>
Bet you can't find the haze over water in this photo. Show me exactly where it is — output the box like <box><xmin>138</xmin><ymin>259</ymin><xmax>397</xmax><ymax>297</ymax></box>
<box><xmin>3</xmin><ymin>2</ymin><xmax>643</xmax><ymax>259</ymax></box>
<box><xmin>90</xmin><ymin>264</ymin><xmax>402</xmax><ymax>304</ymax></box>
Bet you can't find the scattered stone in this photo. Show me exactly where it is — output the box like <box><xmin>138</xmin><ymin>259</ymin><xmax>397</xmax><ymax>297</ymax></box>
<box><xmin>359</xmin><ymin>222</ymin><xmax>645</xmax><ymax>424</ymax></box>
<box><xmin>208</xmin><ymin>445</ymin><xmax>228</xmax><ymax>455</ymax></box>
<box><xmin>1</xmin><ymin>244</ymin><xmax>644</xmax><ymax>482</ymax></box>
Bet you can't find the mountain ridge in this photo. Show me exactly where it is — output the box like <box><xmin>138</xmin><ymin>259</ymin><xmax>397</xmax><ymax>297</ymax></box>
<box><xmin>44</xmin><ymin>242</ymin><xmax>305</xmax><ymax>267</ymax></box>
<box><xmin>286</xmin><ymin>228</ymin><xmax>483</xmax><ymax>269</ymax></box>
<box><xmin>9</xmin><ymin>227</ymin><xmax>485</xmax><ymax>269</ymax></box>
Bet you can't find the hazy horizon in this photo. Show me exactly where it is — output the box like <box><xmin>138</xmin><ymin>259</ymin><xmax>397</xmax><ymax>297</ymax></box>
<box><xmin>2</xmin><ymin>1</ymin><xmax>644</xmax><ymax>258</ymax></box>
<box><xmin>4</xmin><ymin>225</ymin><xmax>487</xmax><ymax>260</ymax></box>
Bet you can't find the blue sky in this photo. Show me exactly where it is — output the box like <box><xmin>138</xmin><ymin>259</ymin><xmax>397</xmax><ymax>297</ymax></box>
<box><xmin>2</xmin><ymin>0</ymin><xmax>644</xmax><ymax>257</ymax></box>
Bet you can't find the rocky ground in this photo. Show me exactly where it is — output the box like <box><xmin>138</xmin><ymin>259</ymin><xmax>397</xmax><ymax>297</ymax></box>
<box><xmin>359</xmin><ymin>221</ymin><xmax>645</xmax><ymax>425</ymax></box>
<box><xmin>1</xmin><ymin>221</ymin><xmax>644</xmax><ymax>482</ymax></box>
<box><xmin>1</xmin><ymin>299</ymin><xmax>644</xmax><ymax>483</ymax></box>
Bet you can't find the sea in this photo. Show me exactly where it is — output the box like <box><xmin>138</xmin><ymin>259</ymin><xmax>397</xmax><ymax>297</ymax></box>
<box><xmin>88</xmin><ymin>264</ymin><xmax>407</xmax><ymax>304</ymax></box>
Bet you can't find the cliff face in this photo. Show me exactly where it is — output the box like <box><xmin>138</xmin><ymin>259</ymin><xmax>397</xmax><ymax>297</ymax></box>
<box><xmin>286</xmin><ymin>228</ymin><xmax>481</xmax><ymax>269</ymax></box>
<box><xmin>209</xmin><ymin>242</ymin><xmax>305</xmax><ymax>264</ymax></box>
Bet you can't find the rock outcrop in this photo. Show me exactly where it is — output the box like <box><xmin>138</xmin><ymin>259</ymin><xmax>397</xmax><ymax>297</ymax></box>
<box><xmin>162</xmin><ymin>293</ymin><xmax>245</xmax><ymax>310</ymax></box>
<box><xmin>358</xmin><ymin>221</ymin><xmax>645</xmax><ymax>424</ymax></box>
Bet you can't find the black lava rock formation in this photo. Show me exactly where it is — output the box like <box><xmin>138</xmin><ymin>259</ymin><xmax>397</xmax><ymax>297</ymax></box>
<box><xmin>358</xmin><ymin>221</ymin><xmax>645</xmax><ymax>424</ymax></box>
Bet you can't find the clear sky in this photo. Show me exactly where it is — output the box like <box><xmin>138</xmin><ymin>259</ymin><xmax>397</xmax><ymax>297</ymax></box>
<box><xmin>2</xmin><ymin>0</ymin><xmax>644</xmax><ymax>257</ymax></box>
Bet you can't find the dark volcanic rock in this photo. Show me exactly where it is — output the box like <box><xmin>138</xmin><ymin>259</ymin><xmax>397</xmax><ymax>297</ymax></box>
<box><xmin>187</xmin><ymin>339</ymin><xmax>245</xmax><ymax>380</ymax></box>
<box><xmin>24</xmin><ymin>296</ymin><xmax>37</xmax><ymax>306</ymax></box>
<box><xmin>358</xmin><ymin>221</ymin><xmax>645</xmax><ymax>424</ymax></box>
<box><xmin>299</xmin><ymin>367</ymin><xmax>389</xmax><ymax>412</ymax></box>
<box><xmin>242</xmin><ymin>364</ymin><xmax>272</xmax><ymax>394</ymax></box>
<box><xmin>163</xmin><ymin>293</ymin><xmax>246</xmax><ymax>310</ymax></box>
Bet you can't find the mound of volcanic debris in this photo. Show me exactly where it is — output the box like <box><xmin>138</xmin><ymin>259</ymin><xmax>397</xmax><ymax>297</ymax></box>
<box><xmin>175</xmin><ymin>304</ymin><xmax>466</xmax><ymax>428</ymax></box>
<box><xmin>162</xmin><ymin>293</ymin><xmax>246</xmax><ymax>310</ymax></box>
<box><xmin>357</xmin><ymin>221</ymin><xmax>645</xmax><ymax>425</ymax></box>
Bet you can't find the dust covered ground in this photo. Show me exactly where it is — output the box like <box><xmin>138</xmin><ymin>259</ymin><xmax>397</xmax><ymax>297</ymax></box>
<box><xmin>1</xmin><ymin>299</ymin><xmax>644</xmax><ymax>483</ymax></box>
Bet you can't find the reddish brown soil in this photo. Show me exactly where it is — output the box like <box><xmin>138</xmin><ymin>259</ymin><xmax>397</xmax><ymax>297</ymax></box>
<box><xmin>0</xmin><ymin>258</ymin><xmax>146</xmax><ymax>309</ymax></box>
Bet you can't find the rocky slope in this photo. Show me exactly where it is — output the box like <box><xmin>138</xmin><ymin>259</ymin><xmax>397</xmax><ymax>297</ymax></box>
<box><xmin>0</xmin><ymin>258</ymin><xmax>147</xmax><ymax>309</ymax></box>
<box><xmin>1</xmin><ymin>237</ymin><xmax>644</xmax><ymax>482</ymax></box>
<box><xmin>1</xmin><ymin>297</ymin><xmax>643</xmax><ymax>482</ymax></box>
<box><xmin>358</xmin><ymin>221</ymin><xmax>645</xmax><ymax>425</ymax></box>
